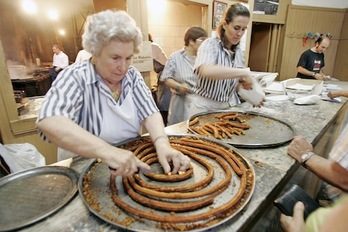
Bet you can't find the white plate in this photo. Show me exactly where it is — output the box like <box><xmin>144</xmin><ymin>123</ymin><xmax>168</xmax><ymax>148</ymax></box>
<box><xmin>286</xmin><ymin>83</ymin><xmax>314</xmax><ymax>91</ymax></box>
<box><xmin>293</xmin><ymin>95</ymin><xmax>321</xmax><ymax>105</ymax></box>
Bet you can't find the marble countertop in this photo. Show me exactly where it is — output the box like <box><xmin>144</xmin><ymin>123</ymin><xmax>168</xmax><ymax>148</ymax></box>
<box><xmin>19</xmin><ymin>81</ymin><xmax>348</xmax><ymax>232</ymax></box>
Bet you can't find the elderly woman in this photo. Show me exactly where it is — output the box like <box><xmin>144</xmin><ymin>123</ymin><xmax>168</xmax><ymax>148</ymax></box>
<box><xmin>36</xmin><ymin>10</ymin><xmax>190</xmax><ymax>176</ymax></box>
<box><xmin>160</xmin><ymin>26</ymin><xmax>207</xmax><ymax>125</ymax></box>
<box><xmin>187</xmin><ymin>3</ymin><xmax>258</xmax><ymax>117</ymax></box>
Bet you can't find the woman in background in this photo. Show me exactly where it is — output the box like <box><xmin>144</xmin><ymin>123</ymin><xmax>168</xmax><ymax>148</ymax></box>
<box><xmin>160</xmin><ymin>26</ymin><xmax>207</xmax><ymax>125</ymax></box>
<box><xmin>187</xmin><ymin>3</ymin><xmax>256</xmax><ymax>117</ymax></box>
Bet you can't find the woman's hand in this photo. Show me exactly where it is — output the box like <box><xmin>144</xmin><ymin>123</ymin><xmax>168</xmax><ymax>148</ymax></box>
<box><xmin>155</xmin><ymin>142</ymin><xmax>191</xmax><ymax>174</ymax></box>
<box><xmin>176</xmin><ymin>83</ymin><xmax>191</xmax><ymax>95</ymax></box>
<box><xmin>143</xmin><ymin>113</ymin><xmax>191</xmax><ymax>174</ymax></box>
<box><xmin>239</xmin><ymin>74</ymin><xmax>253</xmax><ymax>90</ymax></box>
<box><xmin>280</xmin><ymin>201</ymin><xmax>305</xmax><ymax>232</ymax></box>
<box><xmin>252</xmin><ymin>99</ymin><xmax>266</xmax><ymax>108</ymax></box>
<box><xmin>101</xmin><ymin>146</ymin><xmax>151</xmax><ymax>176</ymax></box>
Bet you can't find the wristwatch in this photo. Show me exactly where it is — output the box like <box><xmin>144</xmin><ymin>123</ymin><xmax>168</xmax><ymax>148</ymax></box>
<box><xmin>300</xmin><ymin>151</ymin><xmax>315</xmax><ymax>168</ymax></box>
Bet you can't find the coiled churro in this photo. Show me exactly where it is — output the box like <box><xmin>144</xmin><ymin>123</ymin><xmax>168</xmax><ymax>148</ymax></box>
<box><xmin>83</xmin><ymin>136</ymin><xmax>255</xmax><ymax>231</ymax></box>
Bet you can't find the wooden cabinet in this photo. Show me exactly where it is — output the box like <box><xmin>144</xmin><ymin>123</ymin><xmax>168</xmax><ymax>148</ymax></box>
<box><xmin>248</xmin><ymin>0</ymin><xmax>290</xmax><ymax>73</ymax></box>
<box><xmin>252</xmin><ymin>0</ymin><xmax>290</xmax><ymax>24</ymax></box>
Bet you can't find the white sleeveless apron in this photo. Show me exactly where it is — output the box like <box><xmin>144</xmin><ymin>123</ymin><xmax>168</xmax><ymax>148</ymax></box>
<box><xmin>58</xmin><ymin>88</ymin><xmax>141</xmax><ymax>161</ymax></box>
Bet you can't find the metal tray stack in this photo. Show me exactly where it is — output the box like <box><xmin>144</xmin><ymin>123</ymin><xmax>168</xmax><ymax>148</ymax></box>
<box><xmin>0</xmin><ymin>166</ymin><xmax>79</xmax><ymax>231</ymax></box>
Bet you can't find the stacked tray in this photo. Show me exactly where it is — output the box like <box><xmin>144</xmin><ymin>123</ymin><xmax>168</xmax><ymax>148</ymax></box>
<box><xmin>0</xmin><ymin>166</ymin><xmax>79</xmax><ymax>231</ymax></box>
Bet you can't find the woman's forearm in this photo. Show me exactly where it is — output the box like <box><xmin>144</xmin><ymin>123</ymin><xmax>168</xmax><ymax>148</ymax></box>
<box><xmin>143</xmin><ymin>112</ymin><xmax>168</xmax><ymax>144</ymax></box>
<box><xmin>197</xmin><ymin>64</ymin><xmax>249</xmax><ymax>80</ymax></box>
<box><xmin>36</xmin><ymin>115</ymin><xmax>111</xmax><ymax>159</ymax></box>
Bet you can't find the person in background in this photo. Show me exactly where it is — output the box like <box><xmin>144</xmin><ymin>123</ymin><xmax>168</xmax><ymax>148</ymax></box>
<box><xmin>75</xmin><ymin>49</ymin><xmax>92</xmax><ymax>63</ymax></box>
<box><xmin>36</xmin><ymin>10</ymin><xmax>190</xmax><ymax>176</ymax></box>
<box><xmin>148</xmin><ymin>33</ymin><xmax>170</xmax><ymax>126</ymax></box>
<box><xmin>287</xmin><ymin>133</ymin><xmax>348</xmax><ymax>201</ymax></box>
<box><xmin>296</xmin><ymin>35</ymin><xmax>331</xmax><ymax>80</ymax></box>
<box><xmin>280</xmin><ymin>123</ymin><xmax>348</xmax><ymax>231</ymax></box>
<box><xmin>160</xmin><ymin>26</ymin><xmax>207</xmax><ymax>125</ymax></box>
<box><xmin>280</xmin><ymin>197</ymin><xmax>348</xmax><ymax>232</ymax></box>
<box><xmin>49</xmin><ymin>44</ymin><xmax>69</xmax><ymax>82</ymax></box>
<box><xmin>186</xmin><ymin>3</ymin><xmax>256</xmax><ymax>117</ymax></box>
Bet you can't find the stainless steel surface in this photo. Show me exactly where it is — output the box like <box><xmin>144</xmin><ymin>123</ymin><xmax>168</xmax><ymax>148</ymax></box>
<box><xmin>78</xmin><ymin>135</ymin><xmax>255</xmax><ymax>232</ymax></box>
<box><xmin>0</xmin><ymin>166</ymin><xmax>79</xmax><ymax>231</ymax></box>
<box><xmin>188</xmin><ymin>110</ymin><xmax>295</xmax><ymax>148</ymax></box>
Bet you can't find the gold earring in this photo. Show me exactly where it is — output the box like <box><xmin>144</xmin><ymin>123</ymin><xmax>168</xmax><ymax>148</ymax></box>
<box><xmin>91</xmin><ymin>56</ymin><xmax>96</xmax><ymax>65</ymax></box>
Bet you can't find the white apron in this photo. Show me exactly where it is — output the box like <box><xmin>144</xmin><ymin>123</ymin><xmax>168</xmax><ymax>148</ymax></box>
<box><xmin>186</xmin><ymin>94</ymin><xmax>230</xmax><ymax>119</ymax></box>
<box><xmin>167</xmin><ymin>93</ymin><xmax>186</xmax><ymax>126</ymax></box>
<box><xmin>58</xmin><ymin>88</ymin><xmax>141</xmax><ymax>161</ymax></box>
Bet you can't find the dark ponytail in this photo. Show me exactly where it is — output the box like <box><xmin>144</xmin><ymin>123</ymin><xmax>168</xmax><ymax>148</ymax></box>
<box><xmin>217</xmin><ymin>3</ymin><xmax>250</xmax><ymax>51</ymax></box>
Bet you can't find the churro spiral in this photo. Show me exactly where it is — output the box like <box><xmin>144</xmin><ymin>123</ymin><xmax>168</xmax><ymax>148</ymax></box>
<box><xmin>82</xmin><ymin>136</ymin><xmax>254</xmax><ymax>231</ymax></box>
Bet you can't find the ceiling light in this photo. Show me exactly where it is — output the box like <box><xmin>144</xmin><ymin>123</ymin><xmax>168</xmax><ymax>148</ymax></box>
<box><xmin>22</xmin><ymin>0</ymin><xmax>37</xmax><ymax>14</ymax></box>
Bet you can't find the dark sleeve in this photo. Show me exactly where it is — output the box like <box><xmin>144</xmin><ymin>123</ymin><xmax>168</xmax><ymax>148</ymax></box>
<box><xmin>296</xmin><ymin>51</ymin><xmax>308</xmax><ymax>68</ymax></box>
<box><xmin>153</xmin><ymin>59</ymin><xmax>165</xmax><ymax>73</ymax></box>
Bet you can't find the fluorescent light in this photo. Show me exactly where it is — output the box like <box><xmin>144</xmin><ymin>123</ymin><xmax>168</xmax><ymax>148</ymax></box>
<box><xmin>22</xmin><ymin>0</ymin><xmax>37</xmax><ymax>14</ymax></box>
<box><xmin>267</xmin><ymin>1</ymin><xmax>279</xmax><ymax>5</ymax></box>
<box><xmin>58</xmin><ymin>29</ymin><xmax>66</xmax><ymax>36</ymax></box>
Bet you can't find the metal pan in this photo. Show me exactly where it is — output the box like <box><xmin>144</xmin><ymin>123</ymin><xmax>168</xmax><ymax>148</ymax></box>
<box><xmin>0</xmin><ymin>166</ymin><xmax>79</xmax><ymax>231</ymax></box>
<box><xmin>78</xmin><ymin>134</ymin><xmax>256</xmax><ymax>232</ymax></box>
<box><xmin>187</xmin><ymin>110</ymin><xmax>295</xmax><ymax>148</ymax></box>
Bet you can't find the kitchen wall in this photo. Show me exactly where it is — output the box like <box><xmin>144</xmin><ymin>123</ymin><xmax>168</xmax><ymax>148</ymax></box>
<box><xmin>147</xmin><ymin>0</ymin><xmax>207</xmax><ymax>86</ymax></box>
<box><xmin>333</xmin><ymin>10</ymin><xmax>348</xmax><ymax>80</ymax></box>
<box><xmin>147</xmin><ymin>0</ymin><xmax>206</xmax><ymax>58</ymax></box>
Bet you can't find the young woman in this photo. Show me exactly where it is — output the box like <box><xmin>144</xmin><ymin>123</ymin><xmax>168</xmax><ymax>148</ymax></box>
<box><xmin>187</xmin><ymin>3</ymin><xmax>257</xmax><ymax>117</ymax></box>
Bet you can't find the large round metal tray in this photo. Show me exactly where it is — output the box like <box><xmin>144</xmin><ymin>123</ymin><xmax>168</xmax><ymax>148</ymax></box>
<box><xmin>78</xmin><ymin>134</ymin><xmax>255</xmax><ymax>232</ymax></box>
<box><xmin>0</xmin><ymin>166</ymin><xmax>79</xmax><ymax>231</ymax></box>
<box><xmin>187</xmin><ymin>110</ymin><xmax>295</xmax><ymax>148</ymax></box>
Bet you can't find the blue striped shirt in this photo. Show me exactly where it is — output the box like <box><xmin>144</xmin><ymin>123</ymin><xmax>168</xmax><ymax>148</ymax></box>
<box><xmin>160</xmin><ymin>48</ymin><xmax>196</xmax><ymax>93</ymax></box>
<box><xmin>193</xmin><ymin>37</ymin><xmax>245</xmax><ymax>103</ymax></box>
<box><xmin>37</xmin><ymin>60</ymin><xmax>158</xmax><ymax>141</ymax></box>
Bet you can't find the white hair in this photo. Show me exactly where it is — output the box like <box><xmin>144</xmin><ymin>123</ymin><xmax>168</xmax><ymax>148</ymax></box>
<box><xmin>82</xmin><ymin>10</ymin><xmax>143</xmax><ymax>55</ymax></box>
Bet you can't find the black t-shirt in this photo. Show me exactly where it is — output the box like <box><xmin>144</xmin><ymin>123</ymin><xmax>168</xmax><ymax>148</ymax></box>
<box><xmin>296</xmin><ymin>49</ymin><xmax>325</xmax><ymax>79</ymax></box>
